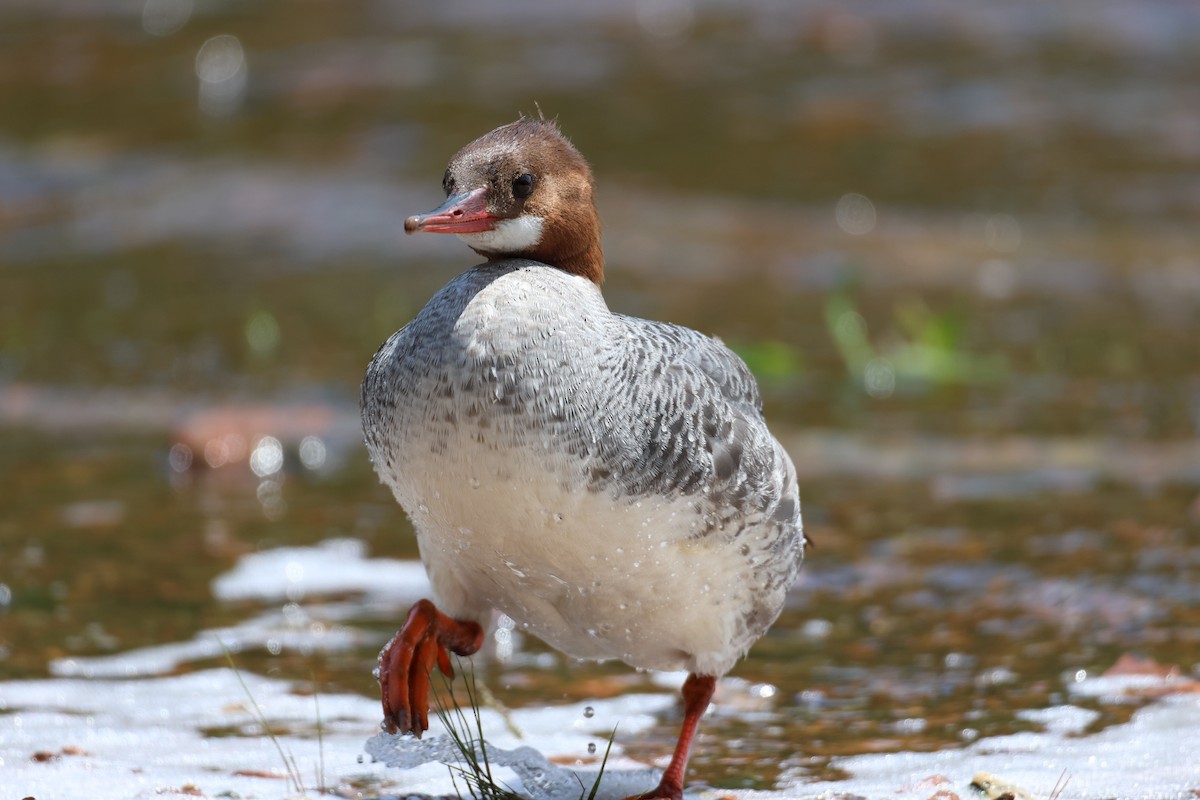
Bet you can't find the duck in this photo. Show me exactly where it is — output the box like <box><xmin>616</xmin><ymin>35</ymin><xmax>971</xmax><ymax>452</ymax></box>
<box><xmin>361</xmin><ymin>117</ymin><xmax>805</xmax><ymax>800</ymax></box>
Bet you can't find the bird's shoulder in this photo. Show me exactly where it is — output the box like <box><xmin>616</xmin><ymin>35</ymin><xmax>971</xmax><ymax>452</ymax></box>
<box><xmin>610</xmin><ymin>315</ymin><xmax>762</xmax><ymax>414</ymax></box>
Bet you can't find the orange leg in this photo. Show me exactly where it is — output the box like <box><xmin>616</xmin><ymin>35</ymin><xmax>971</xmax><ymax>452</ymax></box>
<box><xmin>378</xmin><ymin>598</ymin><xmax>484</xmax><ymax>737</ymax></box>
<box><xmin>627</xmin><ymin>673</ymin><xmax>717</xmax><ymax>800</ymax></box>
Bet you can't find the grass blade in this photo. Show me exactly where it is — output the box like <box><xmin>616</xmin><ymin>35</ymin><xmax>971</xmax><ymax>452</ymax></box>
<box><xmin>221</xmin><ymin>645</ymin><xmax>305</xmax><ymax>795</ymax></box>
<box><xmin>432</xmin><ymin>658</ymin><xmax>525</xmax><ymax>800</ymax></box>
<box><xmin>585</xmin><ymin>724</ymin><xmax>618</xmax><ymax>800</ymax></box>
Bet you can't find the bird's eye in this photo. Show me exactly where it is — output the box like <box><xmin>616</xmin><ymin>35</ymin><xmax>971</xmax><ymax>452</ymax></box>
<box><xmin>443</xmin><ymin>170</ymin><xmax>455</xmax><ymax>195</ymax></box>
<box><xmin>512</xmin><ymin>173</ymin><xmax>535</xmax><ymax>199</ymax></box>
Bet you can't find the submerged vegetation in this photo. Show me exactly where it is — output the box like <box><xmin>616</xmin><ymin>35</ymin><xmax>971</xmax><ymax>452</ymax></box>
<box><xmin>825</xmin><ymin>288</ymin><xmax>1007</xmax><ymax>394</ymax></box>
<box><xmin>733</xmin><ymin>281</ymin><xmax>1007</xmax><ymax>396</ymax></box>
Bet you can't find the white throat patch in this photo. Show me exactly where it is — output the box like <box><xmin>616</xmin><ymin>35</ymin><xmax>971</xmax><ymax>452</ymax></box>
<box><xmin>457</xmin><ymin>216</ymin><xmax>544</xmax><ymax>254</ymax></box>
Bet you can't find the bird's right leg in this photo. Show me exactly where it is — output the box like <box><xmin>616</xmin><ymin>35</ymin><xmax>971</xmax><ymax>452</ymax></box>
<box><xmin>378</xmin><ymin>598</ymin><xmax>485</xmax><ymax>736</ymax></box>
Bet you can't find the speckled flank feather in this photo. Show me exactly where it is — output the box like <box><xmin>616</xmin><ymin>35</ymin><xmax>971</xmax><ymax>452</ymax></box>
<box><xmin>362</xmin><ymin>261</ymin><xmax>804</xmax><ymax>676</ymax></box>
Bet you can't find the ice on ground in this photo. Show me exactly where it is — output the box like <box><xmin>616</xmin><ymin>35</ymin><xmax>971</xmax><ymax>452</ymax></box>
<box><xmin>781</xmin><ymin>685</ymin><xmax>1200</xmax><ymax>800</ymax></box>
<box><xmin>1069</xmin><ymin>671</ymin><xmax>1200</xmax><ymax>704</ymax></box>
<box><xmin>366</xmin><ymin>734</ymin><xmax>658</xmax><ymax>800</ymax></box>
<box><xmin>50</xmin><ymin>602</ymin><xmax>374</xmax><ymax>678</ymax></box>
<box><xmin>1015</xmin><ymin>703</ymin><xmax>1099</xmax><ymax>735</ymax></box>
<box><xmin>5</xmin><ymin>668</ymin><xmax>1199</xmax><ymax>800</ymax></box>
<box><xmin>212</xmin><ymin>537</ymin><xmax>432</xmax><ymax>602</ymax></box>
<box><xmin>0</xmin><ymin>668</ymin><xmax>386</xmax><ymax>800</ymax></box>
<box><xmin>364</xmin><ymin>691</ymin><xmax>674</xmax><ymax>800</ymax></box>
<box><xmin>0</xmin><ymin>668</ymin><xmax>671</xmax><ymax>800</ymax></box>
<box><xmin>51</xmin><ymin>539</ymin><xmax>429</xmax><ymax>678</ymax></box>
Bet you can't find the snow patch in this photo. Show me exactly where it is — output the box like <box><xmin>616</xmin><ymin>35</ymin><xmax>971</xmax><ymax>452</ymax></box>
<box><xmin>211</xmin><ymin>537</ymin><xmax>431</xmax><ymax>602</ymax></box>
<box><xmin>0</xmin><ymin>669</ymin><xmax>674</xmax><ymax>800</ymax></box>
<box><xmin>788</xmin><ymin>688</ymin><xmax>1200</xmax><ymax>800</ymax></box>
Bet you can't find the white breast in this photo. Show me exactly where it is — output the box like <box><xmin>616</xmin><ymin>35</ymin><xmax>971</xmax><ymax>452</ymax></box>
<box><xmin>395</xmin><ymin>434</ymin><xmax>756</xmax><ymax>676</ymax></box>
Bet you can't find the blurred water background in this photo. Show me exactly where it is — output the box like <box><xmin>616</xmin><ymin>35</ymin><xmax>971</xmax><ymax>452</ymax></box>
<box><xmin>2</xmin><ymin>0</ymin><xmax>1199</xmax><ymax>793</ymax></box>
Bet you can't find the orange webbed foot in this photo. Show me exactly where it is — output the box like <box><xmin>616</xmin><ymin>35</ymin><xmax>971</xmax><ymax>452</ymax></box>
<box><xmin>378</xmin><ymin>598</ymin><xmax>484</xmax><ymax>737</ymax></box>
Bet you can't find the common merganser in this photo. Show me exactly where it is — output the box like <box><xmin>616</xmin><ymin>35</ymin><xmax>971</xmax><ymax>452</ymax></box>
<box><xmin>361</xmin><ymin>118</ymin><xmax>805</xmax><ymax>800</ymax></box>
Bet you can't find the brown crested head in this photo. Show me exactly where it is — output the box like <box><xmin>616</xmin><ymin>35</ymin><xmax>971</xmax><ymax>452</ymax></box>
<box><xmin>404</xmin><ymin>118</ymin><xmax>604</xmax><ymax>285</ymax></box>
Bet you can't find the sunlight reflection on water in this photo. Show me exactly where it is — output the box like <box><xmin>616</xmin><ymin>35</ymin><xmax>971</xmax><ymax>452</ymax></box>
<box><xmin>196</xmin><ymin>33</ymin><xmax>247</xmax><ymax>116</ymax></box>
<box><xmin>141</xmin><ymin>0</ymin><xmax>191</xmax><ymax>37</ymax></box>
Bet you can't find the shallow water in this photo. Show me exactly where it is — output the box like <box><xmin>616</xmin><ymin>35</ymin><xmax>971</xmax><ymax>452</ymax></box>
<box><xmin>2</xmin><ymin>1</ymin><xmax>1199</xmax><ymax>797</ymax></box>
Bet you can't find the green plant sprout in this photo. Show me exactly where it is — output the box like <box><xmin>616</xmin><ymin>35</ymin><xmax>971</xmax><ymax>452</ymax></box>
<box><xmin>825</xmin><ymin>289</ymin><xmax>1006</xmax><ymax>392</ymax></box>
<box><xmin>221</xmin><ymin>647</ymin><xmax>329</xmax><ymax>797</ymax></box>
<box><xmin>222</xmin><ymin>648</ymin><xmax>308</xmax><ymax>795</ymax></box>
<box><xmin>432</xmin><ymin>660</ymin><xmax>616</xmax><ymax>800</ymax></box>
